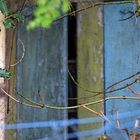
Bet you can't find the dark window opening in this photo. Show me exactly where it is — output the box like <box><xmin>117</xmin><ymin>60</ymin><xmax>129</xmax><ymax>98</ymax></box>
<box><xmin>68</xmin><ymin>3</ymin><xmax>78</xmax><ymax>140</ymax></box>
<box><xmin>68</xmin><ymin>2</ymin><xmax>77</xmax><ymax>60</ymax></box>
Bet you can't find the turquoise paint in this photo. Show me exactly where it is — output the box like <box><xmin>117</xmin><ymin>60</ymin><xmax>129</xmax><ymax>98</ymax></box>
<box><xmin>104</xmin><ymin>4</ymin><xmax>140</xmax><ymax>138</ymax></box>
<box><xmin>16</xmin><ymin>7</ymin><xmax>68</xmax><ymax>140</ymax></box>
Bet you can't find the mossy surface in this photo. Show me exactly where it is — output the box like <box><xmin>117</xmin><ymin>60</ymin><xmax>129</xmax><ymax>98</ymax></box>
<box><xmin>77</xmin><ymin>4</ymin><xmax>104</xmax><ymax>139</ymax></box>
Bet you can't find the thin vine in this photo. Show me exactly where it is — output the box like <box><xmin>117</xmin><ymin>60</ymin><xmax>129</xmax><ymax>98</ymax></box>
<box><xmin>68</xmin><ymin>70</ymin><xmax>140</xmax><ymax>100</ymax></box>
<box><xmin>1</xmin><ymin>88</ymin><xmax>140</xmax><ymax>110</ymax></box>
<box><xmin>0</xmin><ymin>0</ymin><xmax>135</xmax><ymax>30</ymax></box>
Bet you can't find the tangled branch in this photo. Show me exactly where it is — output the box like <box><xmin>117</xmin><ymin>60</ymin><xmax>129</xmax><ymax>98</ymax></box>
<box><xmin>68</xmin><ymin>70</ymin><xmax>140</xmax><ymax>100</ymax></box>
<box><xmin>1</xmin><ymin>88</ymin><xmax>140</xmax><ymax>110</ymax></box>
<box><xmin>55</xmin><ymin>0</ymin><xmax>134</xmax><ymax>22</ymax></box>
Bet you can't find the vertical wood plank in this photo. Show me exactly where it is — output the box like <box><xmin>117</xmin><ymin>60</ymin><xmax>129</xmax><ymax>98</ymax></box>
<box><xmin>6</xmin><ymin>2</ymin><xmax>39</xmax><ymax>139</ymax></box>
<box><xmin>15</xmin><ymin>7</ymin><xmax>68</xmax><ymax>140</ymax></box>
<box><xmin>104</xmin><ymin>4</ymin><xmax>140</xmax><ymax>138</ymax></box>
<box><xmin>77</xmin><ymin>3</ymin><xmax>104</xmax><ymax>139</ymax></box>
<box><xmin>6</xmin><ymin>28</ymin><xmax>17</xmax><ymax>140</ymax></box>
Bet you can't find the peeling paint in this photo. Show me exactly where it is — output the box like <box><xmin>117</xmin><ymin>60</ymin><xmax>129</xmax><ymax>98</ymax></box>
<box><xmin>77</xmin><ymin>14</ymin><xmax>82</xmax><ymax>36</ymax></box>
<box><xmin>86</xmin><ymin>64</ymin><xmax>90</xmax><ymax>77</ymax></box>
<box><xmin>93</xmin><ymin>76</ymin><xmax>97</xmax><ymax>82</ymax></box>
<box><xmin>97</xmin><ymin>7</ymin><xmax>103</xmax><ymax>27</ymax></box>
<box><xmin>100</xmin><ymin>56</ymin><xmax>104</xmax><ymax>79</ymax></box>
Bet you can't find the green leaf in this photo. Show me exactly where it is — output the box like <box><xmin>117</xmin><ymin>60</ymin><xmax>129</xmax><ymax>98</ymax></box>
<box><xmin>0</xmin><ymin>0</ymin><xmax>8</xmax><ymax>16</ymax></box>
<box><xmin>0</xmin><ymin>68</ymin><xmax>11</xmax><ymax>79</ymax></box>
<box><xmin>62</xmin><ymin>0</ymin><xmax>70</xmax><ymax>12</ymax></box>
<box><xmin>3</xmin><ymin>19</ymin><xmax>15</xmax><ymax>29</ymax></box>
<box><xmin>27</xmin><ymin>0</ymin><xmax>71</xmax><ymax>29</ymax></box>
<box><xmin>12</xmin><ymin>12</ymin><xmax>24</xmax><ymax>22</ymax></box>
<box><xmin>26</xmin><ymin>19</ymin><xmax>38</xmax><ymax>29</ymax></box>
<box><xmin>37</xmin><ymin>0</ymin><xmax>46</xmax><ymax>5</ymax></box>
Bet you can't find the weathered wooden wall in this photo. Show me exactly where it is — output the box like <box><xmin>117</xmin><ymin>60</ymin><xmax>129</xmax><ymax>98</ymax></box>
<box><xmin>14</xmin><ymin>7</ymin><xmax>68</xmax><ymax>140</ymax></box>
<box><xmin>4</xmin><ymin>1</ymin><xmax>140</xmax><ymax>140</ymax></box>
<box><xmin>104</xmin><ymin>4</ymin><xmax>140</xmax><ymax>139</ymax></box>
<box><xmin>77</xmin><ymin>3</ymin><xmax>104</xmax><ymax>139</ymax></box>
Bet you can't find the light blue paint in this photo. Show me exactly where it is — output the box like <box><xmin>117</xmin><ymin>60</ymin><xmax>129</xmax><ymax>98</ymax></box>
<box><xmin>1</xmin><ymin>109</ymin><xmax>140</xmax><ymax>140</ymax></box>
<box><xmin>36</xmin><ymin>121</ymin><xmax>134</xmax><ymax>140</ymax></box>
<box><xmin>0</xmin><ymin>108</ymin><xmax>138</xmax><ymax>139</ymax></box>
<box><xmin>2</xmin><ymin>121</ymin><xmax>133</xmax><ymax>139</ymax></box>
<box><xmin>104</xmin><ymin>3</ymin><xmax>140</xmax><ymax>138</ymax></box>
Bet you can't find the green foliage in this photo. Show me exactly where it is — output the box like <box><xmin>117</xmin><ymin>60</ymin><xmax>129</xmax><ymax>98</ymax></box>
<box><xmin>0</xmin><ymin>0</ymin><xmax>70</xmax><ymax>29</ymax></box>
<box><xmin>27</xmin><ymin>0</ymin><xmax>71</xmax><ymax>29</ymax></box>
<box><xmin>3</xmin><ymin>19</ymin><xmax>15</xmax><ymax>28</ymax></box>
<box><xmin>0</xmin><ymin>0</ymin><xmax>135</xmax><ymax>30</ymax></box>
<box><xmin>0</xmin><ymin>0</ymin><xmax>24</xmax><ymax>29</ymax></box>
<box><xmin>2</xmin><ymin>13</ymin><xmax>24</xmax><ymax>29</ymax></box>
<box><xmin>0</xmin><ymin>68</ymin><xmax>11</xmax><ymax>79</ymax></box>
<box><xmin>12</xmin><ymin>12</ymin><xmax>24</xmax><ymax>22</ymax></box>
<box><xmin>0</xmin><ymin>0</ymin><xmax>8</xmax><ymax>16</ymax></box>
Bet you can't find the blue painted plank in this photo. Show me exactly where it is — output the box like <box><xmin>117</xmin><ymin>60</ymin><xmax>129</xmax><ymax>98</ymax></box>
<box><xmin>104</xmin><ymin>4</ymin><xmax>140</xmax><ymax>137</ymax></box>
<box><xmin>16</xmin><ymin>7</ymin><xmax>68</xmax><ymax>140</ymax></box>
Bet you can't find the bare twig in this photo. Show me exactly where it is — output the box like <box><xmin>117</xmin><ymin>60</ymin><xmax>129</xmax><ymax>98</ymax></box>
<box><xmin>81</xmin><ymin>105</ymin><xmax>112</xmax><ymax>125</ymax></box>
<box><xmin>0</xmin><ymin>39</ymin><xmax>25</xmax><ymax>68</ymax></box>
<box><xmin>55</xmin><ymin>1</ymin><xmax>133</xmax><ymax>22</ymax></box>
<box><xmin>106</xmin><ymin>71</ymin><xmax>140</xmax><ymax>90</ymax></box>
<box><xmin>68</xmin><ymin>70</ymin><xmax>102</xmax><ymax>94</ymax></box>
<box><xmin>15</xmin><ymin>91</ymin><xmax>45</xmax><ymax>107</ymax></box>
<box><xmin>128</xmin><ymin>86</ymin><xmax>140</xmax><ymax>96</ymax></box>
<box><xmin>19</xmin><ymin>0</ymin><xmax>27</xmax><ymax>12</ymax></box>
<box><xmin>81</xmin><ymin>104</ymin><xmax>104</xmax><ymax>118</ymax></box>
<box><xmin>0</xmin><ymin>88</ymin><xmax>42</xmax><ymax>108</ymax></box>
<box><xmin>69</xmin><ymin>69</ymin><xmax>138</xmax><ymax>100</ymax></box>
<box><xmin>10</xmin><ymin>39</ymin><xmax>25</xmax><ymax>67</ymax></box>
<box><xmin>0</xmin><ymin>0</ymin><xmax>26</xmax><ymax>23</ymax></box>
<box><xmin>1</xmin><ymin>88</ymin><xmax>140</xmax><ymax>110</ymax></box>
<box><xmin>106</xmin><ymin>80</ymin><xmax>137</xmax><ymax>94</ymax></box>
<box><xmin>100</xmin><ymin>111</ymin><xmax>111</xmax><ymax>123</ymax></box>
<box><xmin>0</xmin><ymin>14</ymin><xmax>14</xmax><ymax>23</ymax></box>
